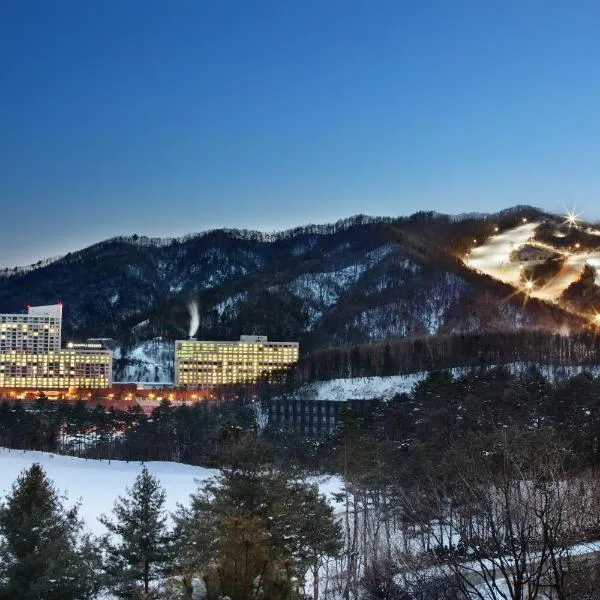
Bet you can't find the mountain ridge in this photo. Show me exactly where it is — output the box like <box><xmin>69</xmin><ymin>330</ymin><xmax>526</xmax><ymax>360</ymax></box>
<box><xmin>1</xmin><ymin>205</ymin><xmax>593</xmax><ymax>382</ymax></box>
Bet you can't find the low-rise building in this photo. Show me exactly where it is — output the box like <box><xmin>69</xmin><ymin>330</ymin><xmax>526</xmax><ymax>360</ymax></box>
<box><xmin>267</xmin><ymin>398</ymin><xmax>378</xmax><ymax>437</ymax></box>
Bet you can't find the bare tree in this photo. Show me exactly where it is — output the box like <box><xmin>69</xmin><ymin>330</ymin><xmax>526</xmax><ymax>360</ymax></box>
<box><xmin>425</xmin><ymin>430</ymin><xmax>600</xmax><ymax>600</ymax></box>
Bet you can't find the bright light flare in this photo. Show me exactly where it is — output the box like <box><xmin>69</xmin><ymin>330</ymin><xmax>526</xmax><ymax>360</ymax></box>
<box><xmin>593</xmin><ymin>313</ymin><xmax>600</xmax><ymax>326</ymax></box>
<box><xmin>522</xmin><ymin>279</ymin><xmax>535</xmax><ymax>294</ymax></box>
<box><xmin>563</xmin><ymin>208</ymin><xmax>582</xmax><ymax>228</ymax></box>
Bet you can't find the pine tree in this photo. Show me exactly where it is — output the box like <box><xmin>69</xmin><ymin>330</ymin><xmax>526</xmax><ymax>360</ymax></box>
<box><xmin>173</xmin><ymin>435</ymin><xmax>342</xmax><ymax>599</ymax></box>
<box><xmin>0</xmin><ymin>463</ymin><xmax>100</xmax><ymax>600</ymax></box>
<box><xmin>100</xmin><ymin>465</ymin><xmax>171</xmax><ymax>598</ymax></box>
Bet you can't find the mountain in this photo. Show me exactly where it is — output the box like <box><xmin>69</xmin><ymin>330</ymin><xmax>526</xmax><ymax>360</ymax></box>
<box><xmin>1</xmin><ymin>206</ymin><xmax>595</xmax><ymax>381</ymax></box>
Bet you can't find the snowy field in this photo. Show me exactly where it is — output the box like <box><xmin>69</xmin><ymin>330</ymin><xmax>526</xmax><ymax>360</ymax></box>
<box><xmin>0</xmin><ymin>448</ymin><xmax>215</xmax><ymax>535</ymax></box>
<box><xmin>0</xmin><ymin>448</ymin><xmax>343</xmax><ymax>536</ymax></box>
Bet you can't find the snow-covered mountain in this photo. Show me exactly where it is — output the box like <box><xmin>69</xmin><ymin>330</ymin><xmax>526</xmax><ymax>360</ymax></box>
<box><xmin>1</xmin><ymin>206</ymin><xmax>593</xmax><ymax>382</ymax></box>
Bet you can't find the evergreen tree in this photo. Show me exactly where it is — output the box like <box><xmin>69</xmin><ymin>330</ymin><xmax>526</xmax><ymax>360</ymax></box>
<box><xmin>100</xmin><ymin>465</ymin><xmax>171</xmax><ymax>598</ymax></box>
<box><xmin>173</xmin><ymin>435</ymin><xmax>342</xmax><ymax>599</ymax></box>
<box><xmin>0</xmin><ymin>463</ymin><xmax>100</xmax><ymax>600</ymax></box>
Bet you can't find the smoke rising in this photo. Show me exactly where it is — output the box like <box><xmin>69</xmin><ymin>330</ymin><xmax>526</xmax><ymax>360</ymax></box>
<box><xmin>187</xmin><ymin>300</ymin><xmax>200</xmax><ymax>338</ymax></box>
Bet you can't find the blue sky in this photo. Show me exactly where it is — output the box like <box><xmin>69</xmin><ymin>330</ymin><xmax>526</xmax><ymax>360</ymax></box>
<box><xmin>2</xmin><ymin>1</ymin><xmax>600</xmax><ymax>265</ymax></box>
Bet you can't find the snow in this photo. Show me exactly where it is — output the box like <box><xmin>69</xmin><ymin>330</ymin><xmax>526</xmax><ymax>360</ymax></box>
<box><xmin>288</xmin><ymin>265</ymin><xmax>369</xmax><ymax>328</ymax></box>
<box><xmin>293</xmin><ymin>363</ymin><xmax>600</xmax><ymax>402</ymax></box>
<box><xmin>214</xmin><ymin>291</ymin><xmax>248</xmax><ymax>317</ymax></box>
<box><xmin>586</xmin><ymin>255</ymin><xmax>600</xmax><ymax>286</ymax></box>
<box><xmin>373</xmin><ymin>258</ymin><xmax>419</xmax><ymax>292</ymax></box>
<box><xmin>0</xmin><ymin>448</ymin><xmax>215</xmax><ymax>535</ymax></box>
<box><xmin>465</xmin><ymin>222</ymin><xmax>541</xmax><ymax>288</ymax></box>
<box><xmin>114</xmin><ymin>339</ymin><xmax>174</xmax><ymax>382</ymax></box>
<box><xmin>0</xmin><ymin>449</ymin><xmax>344</xmax><ymax>538</ymax></box>
<box><xmin>365</xmin><ymin>243</ymin><xmax>397</xmax><ymax>262</ymax></box>
<box><xmin>465</xmin><ymin>221</ymin><xmax>600</xmax><ymax>302</ymax></box>
<box><xmin>394</xmin><ymin>538</ymin><xmax>600</xmax><ymax>599</ymax></box>
<box><xmin>131</xmin><ymin>319</ymin><xmax>149</xmax><ymax>330</ymax></box>
<box><xmin>294</xmin><ymin>374</ymin><xmax>425</xmax><ymax>401</ymax></box>
<box><xmin>2</xmin><ymin>444</ymin><xmax>599</xmax><ymax>598</ymax></box>
<box><xmin>290</xmin><ymin>264</ymin><xmax>368</xmax><ymax>305</ymax></box>
<box><xmin>533</xmin><ymin>251</ymin><xmax>600</xmax><ymax>301</ymax></box>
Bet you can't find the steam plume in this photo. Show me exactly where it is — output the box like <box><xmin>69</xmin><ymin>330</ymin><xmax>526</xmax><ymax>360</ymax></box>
<box><xmin>187</xmin><ymin>300</ymin><xmax>200</xmax><ymax>338</ymax></box>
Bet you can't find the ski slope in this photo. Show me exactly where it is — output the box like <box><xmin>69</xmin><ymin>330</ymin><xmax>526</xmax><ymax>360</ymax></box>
<box><xmin>465</xmin><ymin>222</ymin><xmax>600</xmax><ymax>305</ymax></box>
<box><xmin>466</xmin><ymin>222</ymin><xmax>540</xmax><ymax>288</ymax></box>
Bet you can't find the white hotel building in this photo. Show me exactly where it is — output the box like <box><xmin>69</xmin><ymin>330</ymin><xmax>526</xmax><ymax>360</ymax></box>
<box><xmin>0</xmin><ymin>304</ymin><xmax>112</xmax><ymax>391</ymax></box>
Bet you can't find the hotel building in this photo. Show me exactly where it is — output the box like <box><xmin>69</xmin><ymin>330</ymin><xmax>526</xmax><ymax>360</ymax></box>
<box><xmin>0</xmin><ymin>304</ymin><xmax>112</xmax><ymax>390</ymax></box>
<box><xmin>0</xmin><ymin>304</ymin><xmax>62</xmax><ymax>353</ymax></box>
<box><xmin>175</xmin><ymin>335</ymin><xmax>299</xmax><ymax>387</ymax></box>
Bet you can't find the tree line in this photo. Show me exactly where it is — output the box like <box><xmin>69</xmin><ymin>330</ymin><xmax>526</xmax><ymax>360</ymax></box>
<box><xmin>0</xmin><ymin>397</ymin><xmax>256</xmax><ymax>466</ymax></box>
<box><xmin>289</xmin><ymin>329</ymin><xmax>600</xmax><ymax>384</ymax></box>
<box><xmin>4</xmin><ymin>365</ymin><xmax>600</xmax><ymax>473</ymax></box>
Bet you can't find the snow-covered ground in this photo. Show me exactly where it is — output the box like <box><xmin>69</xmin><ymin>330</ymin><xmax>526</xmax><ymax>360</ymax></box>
<box><xmin>294</xmin><ymin>364</ymin><xmax>600</xmax><ymax>401</ymax></box>
<box><xmin>466</xmin><ymin>222</ymin><xmax>540</xmax><ymax>288</ymax></box>
<box><xmin>0</xmin><ymin>449</ymin><xmax>343</xmax><ymax>536</ymax></box>
<box><xmin>0</xmin><ymin>448</ymin><xmax>214</xmax><ymax>535</ymax></box>
<box><xmin>294</xmin><ymin>374</ymin><xmax>425</xmax><ymax>401</ymax></box>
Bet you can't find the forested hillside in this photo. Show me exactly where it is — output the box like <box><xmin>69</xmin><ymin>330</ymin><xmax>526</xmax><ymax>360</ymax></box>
<box><xmin>0</xmin><ymin>207</ymin><xmax>583</xmax><ymax>367</ymax></box>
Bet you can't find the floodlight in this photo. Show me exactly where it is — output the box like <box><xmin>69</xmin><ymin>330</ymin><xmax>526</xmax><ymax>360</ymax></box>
<box><xmin>563</xmin><ymin>209</ymin><xmax>582</xmax><ymax>229</ymax></box>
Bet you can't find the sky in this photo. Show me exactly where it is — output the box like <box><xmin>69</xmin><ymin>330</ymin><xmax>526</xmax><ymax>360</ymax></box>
<box><xmin>2</xmin><ymin>1</ymin><xmax>600</xmax><ymax>266</ymax></box>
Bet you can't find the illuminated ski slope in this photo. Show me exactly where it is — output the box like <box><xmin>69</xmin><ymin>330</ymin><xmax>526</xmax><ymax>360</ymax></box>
<box><xmin>466</xmin><ymin>222</ymin><xmax>539</xmax><ymax>288</ymax></box>
<box><xmin>464</xmin><ymin>222</ymin><xmax>600</xmax><ymax>304</ymax></box>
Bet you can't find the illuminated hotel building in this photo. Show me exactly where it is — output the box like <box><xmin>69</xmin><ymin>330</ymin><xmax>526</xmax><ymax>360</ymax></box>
<box><xmin>0</xmin><ymin>304</ymin><xmax>112</xmax><ymax>390</ymax></box>
<box><xmin>0</xmin><ymin>304</ymin><xmax>62</xmax><ymax>353</ymax></box>
<box><xmin>175</xmin><ymin>335</ymin><xmax>299</xmax><ymax>387</ymax></box>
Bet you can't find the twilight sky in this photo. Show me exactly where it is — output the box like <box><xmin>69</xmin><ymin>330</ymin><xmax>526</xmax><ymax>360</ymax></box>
<box><xmin>2</xmin><ymin>1</ymin><xmax>600</xmax><ymax>266</ymax></box>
